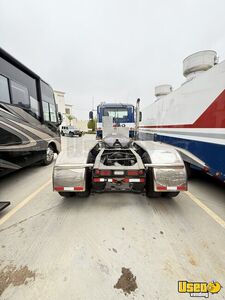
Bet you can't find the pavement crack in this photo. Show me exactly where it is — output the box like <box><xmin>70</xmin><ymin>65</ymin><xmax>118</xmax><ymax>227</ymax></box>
<box><xmin>0</xmin><ymin>204</ymin><xmax>61</xmax><ymax>233</ymax></box>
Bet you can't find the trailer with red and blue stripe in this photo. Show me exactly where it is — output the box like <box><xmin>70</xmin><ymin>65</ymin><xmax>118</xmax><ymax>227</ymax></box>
<box><xmin>139</xmin><ymin>50</ymin><xmax>225</xmax><ymax>182</ymax></box>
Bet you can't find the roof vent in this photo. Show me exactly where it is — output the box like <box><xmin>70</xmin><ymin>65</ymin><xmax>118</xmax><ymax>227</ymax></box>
<box><xmin>155</xmin><ymin>84</ymin><xmax>173</xmax><ymax>98</ymax></box>
<box><xmin>183</xmin><ymin>50</ymin><xmax>218</xmax><ymax>79</ymax></box>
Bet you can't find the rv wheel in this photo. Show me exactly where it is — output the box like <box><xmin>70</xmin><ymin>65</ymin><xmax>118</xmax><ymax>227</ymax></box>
<box><xmin>42</xmin><ymin>145</ymin><xmax>54</xmax><ymax>165</ymax></box>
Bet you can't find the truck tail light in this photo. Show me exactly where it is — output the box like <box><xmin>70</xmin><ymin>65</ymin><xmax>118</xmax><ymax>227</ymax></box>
<box><xmin>93</xmin><ymin>178</ymin><xmax>105</xmax><ymax>182</ymax></box>
<box><xmin>100</xmin><ymin>170</ymin><xmax>111</xmax><ymax>176</ymax></box>
<box><xmin>95</xmin><ymin>169</ymin><xmax>111</xmax><ymax>176</ymax></box>
<box><xmin>127</xmin><ymin>170</ymin><xmax>144</xmax><ymax>176</ymax></box>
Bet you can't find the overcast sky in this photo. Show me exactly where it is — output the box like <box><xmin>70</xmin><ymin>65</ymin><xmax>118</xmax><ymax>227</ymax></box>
<box><xmin>0</xmin><ymin>0</ymin><xmax>225</xmax><ymax>119</ymax></box>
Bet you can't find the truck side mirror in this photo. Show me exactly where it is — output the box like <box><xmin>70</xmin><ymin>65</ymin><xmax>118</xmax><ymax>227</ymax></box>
<box><xmin>57</xmin><ymin>112</ymin><xmax>63</xmax><ymax>125</ymax></box>
<box><xmin>139</xmin><ymin>111</ymin><xmax>142</xmax><ymax>122</ymax></box>
<box><xmin>89</xmin><ymin>111</ymin><xmax>93</xmax><ymax>120</ymax></box>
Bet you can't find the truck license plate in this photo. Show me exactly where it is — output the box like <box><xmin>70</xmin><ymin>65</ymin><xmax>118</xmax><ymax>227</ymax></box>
<box><xmin>114</xmin><ymin>171</ymin><xmax>124</xmax><ymax>175</ymax></box>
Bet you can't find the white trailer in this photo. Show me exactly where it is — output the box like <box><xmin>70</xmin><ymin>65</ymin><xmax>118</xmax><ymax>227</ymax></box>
<box><xmin>139</xmin><ymin>50</ymin><xmax>225</xmax><ymax>182</ymax></box>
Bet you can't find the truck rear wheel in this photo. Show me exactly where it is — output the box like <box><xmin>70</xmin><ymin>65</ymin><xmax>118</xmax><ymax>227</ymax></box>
<box><xmin>76</xmin><ymin>190</ymin><xmax>90</xmax><ymax>198</ymax></box>
<box><xmin>58</xmin><ymin>192</ymin><xmax>75</xmax><ymax>197</ymax></box>
<box><xmin>76</xmin><ymin>170</ymin><xmax>92</xmax><ymax>197</ymax></box>
<box><xmin>145</xmin><ymin>169</ymin><xmax>161</xmax><ymax>198</ymax></box>
<box><xmin>162</xmin><ymin>192</ymin><xmax>180</xmax><ymax>198</ymax></box>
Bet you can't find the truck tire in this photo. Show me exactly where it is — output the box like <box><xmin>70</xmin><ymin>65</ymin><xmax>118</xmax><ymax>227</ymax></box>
<box><xmin>69</xmin><ymin>131</ymin><xmax>74</xmax><ymax>137</ymax></box>
<box><xmin>61</xmin><ymin>132</ymin><xmax>65</xmax><ymax>136</ymax></box>
<box><xmin>76</xmin><ymin>189</ymin><xmax>90</xmax><ymax>198</ymax></box>
<box><xmin>76</xmin><ymin>169</ymin><xmax>92</xmax><ymax>197</ymax></box>
<box><xmin>145</xmin><ymin>169</ymin><xmax>161</xmax><ymax>198</ymax></box>
<box><xmin>185</xmin><ymin>162</ymin><xmax>193</xmax><ymax>179</ymax></box>
<box><xmin>58</xmin><ymin>192</ymin><xmax>75</xmax><ymax>197</ymax></box>
<box><xmin>42</xmin><ymin>145</ymin><xmax>54</xmax><ymax>166</ymax></box>
<box><xmin>162</xmin><ymin>192</ymin><xmax>180</xmax><ymax>198</ymax></box>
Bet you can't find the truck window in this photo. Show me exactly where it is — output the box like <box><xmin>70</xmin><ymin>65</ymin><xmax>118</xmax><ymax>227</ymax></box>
<box><xmin>0</xmin><ymin>75</ymin><xmax>10</xmax><ymax>103</ymax></box>
<box><xmin>103</xmin><ymin>108</ymin><xmax>129</xmax><ymax>122</ymax></box>
<box><xmin>10</xmin><ymin>80</ymin><xmax>30</xmax><ymax>108</ymax></box>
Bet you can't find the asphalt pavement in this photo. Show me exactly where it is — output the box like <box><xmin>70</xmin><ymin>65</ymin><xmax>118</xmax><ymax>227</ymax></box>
<box><xmin>0</xmin><ymin>135</ymin><xmax>225</xmax><ymax>300</ymax></box>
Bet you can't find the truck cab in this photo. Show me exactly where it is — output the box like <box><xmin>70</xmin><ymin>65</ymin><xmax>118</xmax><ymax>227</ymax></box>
<box><xmin>95</xmin><ymin>103</ymin><xmax>137</xmax><ymax>139</ymax></box>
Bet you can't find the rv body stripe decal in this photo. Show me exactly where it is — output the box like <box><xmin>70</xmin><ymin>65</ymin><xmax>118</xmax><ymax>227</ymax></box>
<box><xmin>0</xmin><ymin>120</ymin><xmax>37</xmax><ymax>150</ymax></box>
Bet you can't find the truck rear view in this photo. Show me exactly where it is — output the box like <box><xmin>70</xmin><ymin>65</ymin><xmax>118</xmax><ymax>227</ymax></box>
<box><xmin>53</xmin><ymin>125</ymin><xmax>187</xmax><ymax>198</ymax></box>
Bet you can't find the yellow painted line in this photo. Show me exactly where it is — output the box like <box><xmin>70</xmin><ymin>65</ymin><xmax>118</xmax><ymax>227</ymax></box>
<box><xmin>0</xmin><ymin>179</ymin><xmax>51</xmax><ymax>226</ymax></box>
<box><xmin>185</xmin><ymin>191</ymin><xmax>225</xmax><ymax>230</ymax></box>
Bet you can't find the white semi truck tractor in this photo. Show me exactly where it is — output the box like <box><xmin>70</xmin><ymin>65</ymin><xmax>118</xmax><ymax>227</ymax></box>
<box><xmin>52</xmin><ymin>100</ymin><xmax>187</xmax><ymax>198</ymax></box>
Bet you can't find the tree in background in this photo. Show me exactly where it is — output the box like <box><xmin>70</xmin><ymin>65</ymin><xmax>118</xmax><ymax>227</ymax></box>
<box><xmin>87</xmin><ymin>118</ymin><xmax>97</xmax><ymax>132</ymax></box>
<box><xmin>66</xmin><ymin>114</ymin><xmax>76</xmax><ymax>125</ymax></box>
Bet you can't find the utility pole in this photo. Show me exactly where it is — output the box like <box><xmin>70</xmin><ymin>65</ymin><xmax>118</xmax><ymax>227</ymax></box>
<box><xmin>92</xmin><ymin>96</ymin><xmax>94</xmax><ymax>111</ymax></box>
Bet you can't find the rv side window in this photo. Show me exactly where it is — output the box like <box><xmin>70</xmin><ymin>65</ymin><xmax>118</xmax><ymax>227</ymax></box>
<box><xmin>30</xmin><ymin>96</ymin><xmax>40</xmax><ymax>117</ymax></box>
<box><xmin>41</xmin><ymin>81</ymin><xmax>57</xmax><ymax>123</ymax></box>
<box><xmin>50</xmin><ymin>103</ymin><xmax>57</xmax><ymax>122</ymax></box>
<box><xmin>41</xmin><ymin>81</ymin><xmax>55</xmax><ymax>104</ymax></box>
<box><xmin>10</xmin><ymin>80</ymin><xmax>29</xmax><ymax>108</ymax></box>
<box><xmin>0</xmin><ymin>75</ymin><xmax>10</xmax><ymax>103</ymax></box>
<box><xmin>42</xmin><ymin>101</ymin><xmax>50</xmax><ymax>121</ymax></box>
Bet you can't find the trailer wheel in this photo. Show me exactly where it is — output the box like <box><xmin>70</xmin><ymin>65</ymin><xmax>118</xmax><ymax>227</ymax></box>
<box><xmin>162</xmin><ymin>192</ymin><xmax>180</xmax><ymax>198</ymax></box>
<box><xmin>58</xmin><ymin>192</ymin><xmax>75</xmax><ymax>197</ymax></box>
<box><xmin>145</xmin><ymin>169</ymin><xmax>161</xmax><ymax>198</ymax></box>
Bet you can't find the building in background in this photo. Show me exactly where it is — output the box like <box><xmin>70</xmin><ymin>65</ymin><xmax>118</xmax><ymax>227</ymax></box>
<box><xmin>65</xmin><ymin>103</ymin><xmax>73</xmax><ymax>115</ymax></box>
<box><xmin>54</xmin><ymin>90</ymin><xmax>88</xmax><ymax>131</ymax></box>
<box><xmin>54</xmin><ymin>90</ymin><xmax>66</xmax><ymax>117</ymax></box>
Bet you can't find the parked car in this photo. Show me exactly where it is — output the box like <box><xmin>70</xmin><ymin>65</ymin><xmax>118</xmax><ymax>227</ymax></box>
<box><xmin>61</xmin><ymin>126</ymin><xmax>82</xmax><ymax>137</ymax></box>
